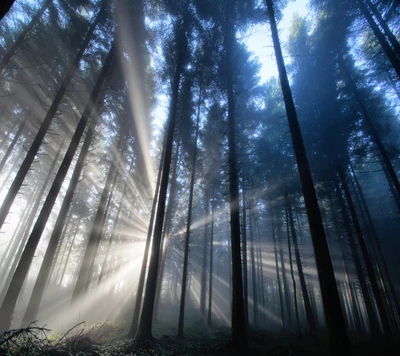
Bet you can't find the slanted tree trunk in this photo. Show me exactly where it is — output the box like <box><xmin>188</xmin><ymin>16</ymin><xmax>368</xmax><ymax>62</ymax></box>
<box><xmin>0</xmin><ymin>6</ymin><xmax>105</xmax><ymax>230</ymax></box>
<box><xmin>177</xmin><ymin>94</ymin><xmax>200</xmax><ymax>338</ymax></box>
<box><xmin>265</xmin><ymin>1</ymin><xmax>350</xmax><ymax>352</ymax></box>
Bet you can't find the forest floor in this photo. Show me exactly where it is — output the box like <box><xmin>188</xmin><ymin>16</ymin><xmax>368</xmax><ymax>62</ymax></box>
<box><xmin>1</xmin><ymin>320</ymin><xmax>398</xmax><ymax>355</ymax></box>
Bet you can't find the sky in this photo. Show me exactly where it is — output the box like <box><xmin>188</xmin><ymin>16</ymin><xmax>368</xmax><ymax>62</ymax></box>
<box><xmin>245</xmin><ymin>0</ymin><xmax>310</xmax><ymax>83</ymax></box>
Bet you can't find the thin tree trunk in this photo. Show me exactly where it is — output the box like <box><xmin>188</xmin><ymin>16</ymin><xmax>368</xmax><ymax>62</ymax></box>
<box><xmin>265</xmin><ymin>1</ymin><xmax>350</xmax><ymax>352</ymax></box>
<box><xmin>177</xmin><ymin>96</ymin><xmax>200</xmax><ymax>338</ymax></box>
<box><xmin>207</xmin><ymin>188</ymin><xmax>215</xmax><ymax>327</ymax></box>
<box><xmin>241</xmin><ymin>189</ymin><xmax>249</xmax><ymax>328</ymax></box>
<box><xmin>286</xmin><ymin>202</ymin><xmax>302</xmax><ymax>337</ymax></box>
<box><xmin>200</xmin><ymin>192</ymin><xmax>209</xmax><ymax>318</ymax></box>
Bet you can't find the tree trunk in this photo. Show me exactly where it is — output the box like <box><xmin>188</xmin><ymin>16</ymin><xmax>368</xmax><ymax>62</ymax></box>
<box><xmin>224</xmin><ymin>2</ymin><xmax>247</xmax><ymax>351</ymax></box>
<box><xmin>265</xmin><ymin>1</ymin><xmax>350</xmax><ymax>352</ymax></box>
<box><xmin>200</xmin><ymin>192</ymin><xmax>209</xmax><ymax>318</ymax></box>
<box><xmin>177</xmin><ymin>95</ymin><xmax>200</xmax><ymax>338</ymax></box>
<box><xmin>207</xmin><ymin>188</ymin><xmax>215</xmax><ymax>327</ymax></box>
<box><xmin>0</xmin><ymin>7</ymin><xmax>104</xmax><ymax>230</ymax></box>
<box><xmin>241</xmin><ymin>189</ymin><xmax>249</xmax><ymax>329</ymax></box>
<box><xmin>134</xmin><ymin>16</ymin><xmax>187</xmax><ymax>341</ymax></box>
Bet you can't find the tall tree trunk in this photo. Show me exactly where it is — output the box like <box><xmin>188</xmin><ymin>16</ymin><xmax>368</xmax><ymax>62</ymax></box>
<box><xmin>224</xmin><ymin>2</ymin><xmax>247</xmax><ymax>350</ymax></box>
<box><xmin>177</xmin><ymin>96</ymin><xmax>200</xmax><ymax>338</ymax></box>
<box><xmin>134</xmin><ymin>15</ymin><xmax>187</xmax><ymax>341</ymax></box>
<box><xmin>0</xmin><ymin>7</ymin><xmax>104</xmax><ymax>230</ymax></box>
<box><xmin>265</xmin><ymin>1</ymin><xmax>350</xmax><ymax>352</ymax></box>
<box><xmin>241</xmin><ymin>189</ymin><xmax>249</xmax><ymax>328</ymax></box>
